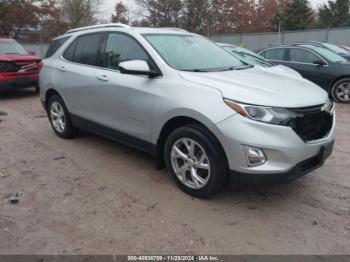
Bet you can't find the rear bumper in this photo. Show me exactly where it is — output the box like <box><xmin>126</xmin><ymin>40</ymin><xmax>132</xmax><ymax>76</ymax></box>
<box><xmin>0</xmin><ymin>74</ymin><xmax>38</xmax><ymax>91</ymax></box>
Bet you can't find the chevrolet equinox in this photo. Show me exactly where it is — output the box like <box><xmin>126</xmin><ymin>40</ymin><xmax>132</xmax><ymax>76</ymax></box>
<box><xmin>39</xmin><ymin>24</ymin><xmax>336</xmax><ymax>198</ymax></box>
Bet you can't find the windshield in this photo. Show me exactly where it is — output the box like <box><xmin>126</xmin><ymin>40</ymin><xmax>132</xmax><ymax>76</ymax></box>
<box><xmin>144</xmin><ymin>34</ymin><xmax>244</xmax><ymax>72</ymax></box>
<box><xmin>323</xmin><ymin>43</ymin><xmax>350</xmax><ymax>54</ymax></box>
<box><xmin>0</xmin><ymin>40</ymin><xmax>28</xmax><ymax>55</ymax></box>
<box><xmin>223</xmin><ymin>45</ymin><xmax>273</xmax><ymax>67</ymax></box>
<box><xmin>311</xmin><ymin>46</ymin><xmax>347</xmax><ymax>62</ymax></box>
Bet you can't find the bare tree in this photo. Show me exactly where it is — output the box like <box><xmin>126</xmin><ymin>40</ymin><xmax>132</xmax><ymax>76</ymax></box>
<box><xmin>182</xmin><ymin>0</ymin><xmax>213</xmax><ymax>34</ymax></box>
<box><xmin>136</xmin><ymin>0</ymin><xmax>183</xmax><ymax>27</ymax></box>
<box><xmin>61</xmin><ymin>0</ymin><xmax>102</xmax><ymax>28</ymax></box>
<box><xmin>111</xmin><ymin>1</ymin><xmax>129</xmax><ymax>24</ymax></box>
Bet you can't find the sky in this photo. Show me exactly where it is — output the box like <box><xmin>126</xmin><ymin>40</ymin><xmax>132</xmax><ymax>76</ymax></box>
<box><xmin>100</xmin><ymin>0</ymin><xmax>330</xmax><ymax>21</ymax></box>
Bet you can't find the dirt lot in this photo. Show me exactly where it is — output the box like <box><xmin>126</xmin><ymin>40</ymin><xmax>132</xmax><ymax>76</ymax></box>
<box><xmin>0</xmin><ymin>89</ymin><xmax>349</xmax><ymax>255</ymax></box>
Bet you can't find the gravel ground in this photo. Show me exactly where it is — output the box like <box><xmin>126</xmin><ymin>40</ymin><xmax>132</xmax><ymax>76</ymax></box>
<box><xmin>0</xmin><ymin>89</ymin><xmax>349</xmax><ymax>255</ymax></box>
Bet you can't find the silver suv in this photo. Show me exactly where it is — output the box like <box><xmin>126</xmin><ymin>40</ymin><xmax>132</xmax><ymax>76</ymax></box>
<box><xmin>40</xmin><ymin>24</ymin><xmax>335</xmax><ymax>198</ymax></box>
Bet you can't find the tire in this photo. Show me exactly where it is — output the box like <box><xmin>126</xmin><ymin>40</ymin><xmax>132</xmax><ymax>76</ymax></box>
<box><xmin>164</xmin><ymin>125</ymin><xmax>227</xmax><ymax>198</ymax></box>
<box><xmin>331</xmin><ymin>78</ymin><xmax>350</xmax><ymax>103</ymax></box>
<box><xmin>47</xmin><ymin>95</ymin><xmax>79</xmax><ymax>138</ymax></box>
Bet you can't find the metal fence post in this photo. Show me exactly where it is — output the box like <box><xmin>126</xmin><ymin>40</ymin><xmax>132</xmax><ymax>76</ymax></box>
<box><xmin>325</xmin><ymin>28</ymin><xmax>329</xmax><ymax>42</ymax></box>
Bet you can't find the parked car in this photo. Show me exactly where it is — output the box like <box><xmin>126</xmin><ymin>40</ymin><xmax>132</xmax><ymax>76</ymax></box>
<box><xmin>293</xmin><ymin>41</ymin><xmax>350</xmax><ymax>61</ymax></box>
<box><xmin>259</xmin><ymin>44</ymin><xmax>350</xmax><ymax>103</ymax></box>
<box><xmin>338</xmin><ymin>44</ymin><xmax>350</xmax><ymax>53</ymax></box>
<box><xmin>40</xmin><ymin>24</ymin><xmax>335</xmax><ymax>198</ymax></box>
<box><xmin>0</xmin><ymin>37</ymin><xmax>41</xmax><ymax>93</ymax></box>
<box><xmin>217</xmin><ymin>43</ymin><xmax>302</xmax><ymax>78</ymax></box>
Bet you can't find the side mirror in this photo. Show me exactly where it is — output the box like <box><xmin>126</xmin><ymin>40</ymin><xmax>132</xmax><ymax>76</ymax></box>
<box><xmin>119</xmin><ymin>60</ymin><xmax>159</xmax><ymax>77</ymax></box>
<box><xmin>313</xmin><ymin>60</ymin><xmax>327</xmax><ymax>66</ymax></box>
<box><xmin>28</xmin><ymin>50</ymin><xmax>36</xmax><ymax>56</ymax></box>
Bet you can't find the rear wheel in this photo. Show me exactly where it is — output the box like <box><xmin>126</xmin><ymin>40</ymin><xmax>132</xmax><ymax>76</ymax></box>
<box><xmin>164</xmin><ymin>125</ymin><xmax>227</xmax><ymax>198</ymax></box>
<box><xmin>331</xmin><ymin>78</ymin><xmax>350</xmax><ymax>103</ymax></box>
<box><xmin>47</xmin><ymin>95</ymin><xmax>78</xmax><ymax>138</ymax></box>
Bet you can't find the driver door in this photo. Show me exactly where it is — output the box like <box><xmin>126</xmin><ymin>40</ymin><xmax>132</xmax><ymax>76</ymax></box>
<box><xmin>285</xmin><ymin>48</ymin><xmax>330</xmax><ymax>88</ymax></box>
<box><xmin>94</xmin><ymin>32</ymin><xmax>159</xmax><ymax>142</ymax></box>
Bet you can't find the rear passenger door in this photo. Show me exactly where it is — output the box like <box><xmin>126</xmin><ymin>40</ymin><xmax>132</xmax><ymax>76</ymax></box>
<box><xmin>54</xmin><ymin>32</ymin><xmax>107</xmax><ymax>120</ymax></box>
<box><xmin>96</xmin><ymin>32</ymin><xmax>158</xmax><ymax>142</ymax></box>
<box><xmin>260</xmin><ymin>48</ymin><xmax>288</xmax><ymax>66</ymax></box>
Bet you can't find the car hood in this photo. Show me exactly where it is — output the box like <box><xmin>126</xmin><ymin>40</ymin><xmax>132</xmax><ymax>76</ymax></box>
<box><xmin>0</xmin><ymin>54</ymin><xmax>41</xmax><ymax>62</ymax></box>
<box><xmin>258</xmin><ymin>64</ymin><xmax>302</xmax><ymax>78</ymax></box>
<box><xmin>179</xmin><ymin>66</ymin><xmax>328</xmax><ymax>108</ymax></box>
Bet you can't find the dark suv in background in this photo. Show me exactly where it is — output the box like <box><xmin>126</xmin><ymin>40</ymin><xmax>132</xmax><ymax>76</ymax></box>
<box><xmin>259</xmin><ymin>44</ymin><xmax>350</xmax><ymax>103</ymax></box>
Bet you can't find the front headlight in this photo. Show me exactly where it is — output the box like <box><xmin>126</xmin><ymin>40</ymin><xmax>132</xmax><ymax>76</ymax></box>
<box><xmin>224</xmin><ymin>98</ymin><xmax>300</xmax><ymax>126</ymax></box>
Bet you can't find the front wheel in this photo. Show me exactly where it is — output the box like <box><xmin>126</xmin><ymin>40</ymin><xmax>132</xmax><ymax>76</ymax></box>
<box><xmin>331</xmin><ymin>78</ymin><xmax>350</xmax><ymax>103</ymax></box>
<box><xmin>164</xmin><ymin>125</ymin><xmax>227</xmax><ymax>198</ymax></box>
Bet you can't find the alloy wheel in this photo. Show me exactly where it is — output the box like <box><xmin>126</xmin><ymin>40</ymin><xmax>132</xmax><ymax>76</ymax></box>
<box><xmin>335</xmin><ymin>82</ymin><xmax>350</xmax><ymax>102</ymax></box>
<box><xmin>170</xmin><ymin>138</ymin><xmax>210</xmax><ymax>189</ymax></box>
<box><xmin>50</xmin><ymin>101</ymin><xmax>66</xmax><ymax>133</ymax></box>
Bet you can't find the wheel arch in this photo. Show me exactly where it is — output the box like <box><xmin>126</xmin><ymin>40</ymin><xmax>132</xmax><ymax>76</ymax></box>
<box><xmin>330</xmin><ymin>76</ymin><xmax>350</xmax><ymax>90</ymax></box>
<box><xmin>155</xmin><ymin>116</ymin><xmax>228</xmax><ymax>170</ymax></box>
<box><xmin>45</xmin><ymin>89</ymin><xmax>65</xmax><ymax>111</ymax></box>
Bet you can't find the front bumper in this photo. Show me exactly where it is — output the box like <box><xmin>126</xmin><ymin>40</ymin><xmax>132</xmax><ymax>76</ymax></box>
<box><xmin>214</xmin><ymin>111</ymin><xmax>336</xmax><ymax>175</ymax></box>
<box><xmin>229</xmin><ymin>141</ymin><xmax>334</xmax><ymax>187</ymax></box>
<box><xmin>0</xmin><ymin>74</ymin><xmax>38</xmax><ymax>91</ymax></box>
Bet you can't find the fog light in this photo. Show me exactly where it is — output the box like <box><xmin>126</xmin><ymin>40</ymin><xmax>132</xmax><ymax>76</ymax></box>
<box><xmin>241</xmin><ymin>145</ymin><xmax>267</xmax><ymax>167</ymax></box>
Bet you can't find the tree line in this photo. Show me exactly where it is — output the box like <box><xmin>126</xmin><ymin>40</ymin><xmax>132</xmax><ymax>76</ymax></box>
<box><xmin>1</xmin><ymin>0</ymin><xmax>350</xmax><ymax>42</ymax></box>
<box><xmin>0</xmin><ymin>0</ymin><xmax>100</xmax><ymax>41</ymax></box>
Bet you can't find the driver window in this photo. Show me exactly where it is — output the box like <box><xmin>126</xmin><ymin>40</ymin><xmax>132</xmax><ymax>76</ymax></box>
<box><xmin>290</xmin><ymin>48</ymin><xmax>320</xmax><ymax>64</ymax></box>
<box><xmin>102</xmin><ymin>33</ymin><xmax>150</xmax><ymax>70</ymax></box>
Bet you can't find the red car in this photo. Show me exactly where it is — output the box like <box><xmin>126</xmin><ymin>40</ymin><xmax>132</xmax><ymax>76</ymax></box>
<box><xmin>337</xmin><ymin>44</ymin><xmax>350</xmax><ymax>53</ymax></box>
<box><xmin>0</xmin><ymin>38</ymin><xmax>41</xmax><ymax>93</ymax></box>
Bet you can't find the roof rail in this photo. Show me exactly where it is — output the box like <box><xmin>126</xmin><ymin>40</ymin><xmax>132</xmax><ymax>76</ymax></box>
<box><xmin>65</xmin><ymin>23</ymin><xmax>131</xmax><ymax>34</ymax></box>
<box><xmin>289</xmin><ymin>42</ymin><xmax>323</xmax><ymax>47</ymax></box>
<box><xmin>162</xmin><ymin>27</ymin><xmax>188</xmax><ymax>32</ymax></box>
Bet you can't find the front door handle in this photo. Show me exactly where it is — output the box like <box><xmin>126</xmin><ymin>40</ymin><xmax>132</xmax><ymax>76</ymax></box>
<box><xmin>96</xmin><ymin>75</ymin><xmax>109</xmax><ymax>82</ymax></box>
<box><xmin>58</xmin><ymin>66</ymin><xmax>66</xmax><ymax>72</ymax></box>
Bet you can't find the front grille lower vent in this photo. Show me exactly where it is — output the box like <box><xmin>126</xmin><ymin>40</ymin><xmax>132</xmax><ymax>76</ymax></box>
<box><xmin>289</xmin><ymin>105</ymin><xmax>333</xmax><ymax>142</ymax></box>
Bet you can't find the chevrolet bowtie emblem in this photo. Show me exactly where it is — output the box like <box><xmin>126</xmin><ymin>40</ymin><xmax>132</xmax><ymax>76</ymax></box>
<box><xmin>321</xmin><ymin>101</ymin><xmax>333</xmax><ymax>115</ymax></box>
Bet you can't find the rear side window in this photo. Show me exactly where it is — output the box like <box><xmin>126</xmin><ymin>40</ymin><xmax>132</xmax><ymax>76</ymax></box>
<box><xmin>63</xmin><ymin>40</ymin><xmax>76</xmax><ymax>61</ymax></box>
<box><xmin>261</xmin><ymin>48</ymin><xmax>285</xmax><ymax>61</ymax></box>
<box><xmin>45</xmin><ymin>36</ymin><xmax>70</xmax><ymax>58</ymax></box>
<box><xmin>101</xmin><ymin>33</ymin><xmax>149</xmax><ymax>70</ymax></box>
<box><xmin>289</xmin><ymin>48</ymin><xmax>319</xmax><ymax>64</ymax></box>
<box><xmin>63</xmin><ymin>33</ymin><xmax>105</xmax><ymax>66</ymax></box>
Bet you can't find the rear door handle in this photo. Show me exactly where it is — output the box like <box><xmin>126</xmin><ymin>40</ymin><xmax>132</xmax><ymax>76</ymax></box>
<box><xmin>96</xmin><ymin>75</ymin><xmax>109</xmax><ymax>82</ymax></box>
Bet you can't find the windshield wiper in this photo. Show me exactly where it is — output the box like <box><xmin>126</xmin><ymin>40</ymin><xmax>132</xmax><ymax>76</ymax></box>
<box><xmin>218</xmin><ymin>65</ymin><xmax>254</xmax><ymax>71</ymax></box>
<box><xmin>182</xmin><ymin>69</ymin><xmax>209</xmax><ymax>72</ymax></box>
<box><xmin>234</xmin><ymin>64</ymin><xmax>254</xmax><ymax>70</ymax></box>
<box><xmin>217</xmin><ymin>66</ymin><xmax>235</xmax><ymax>72</ymax></box>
